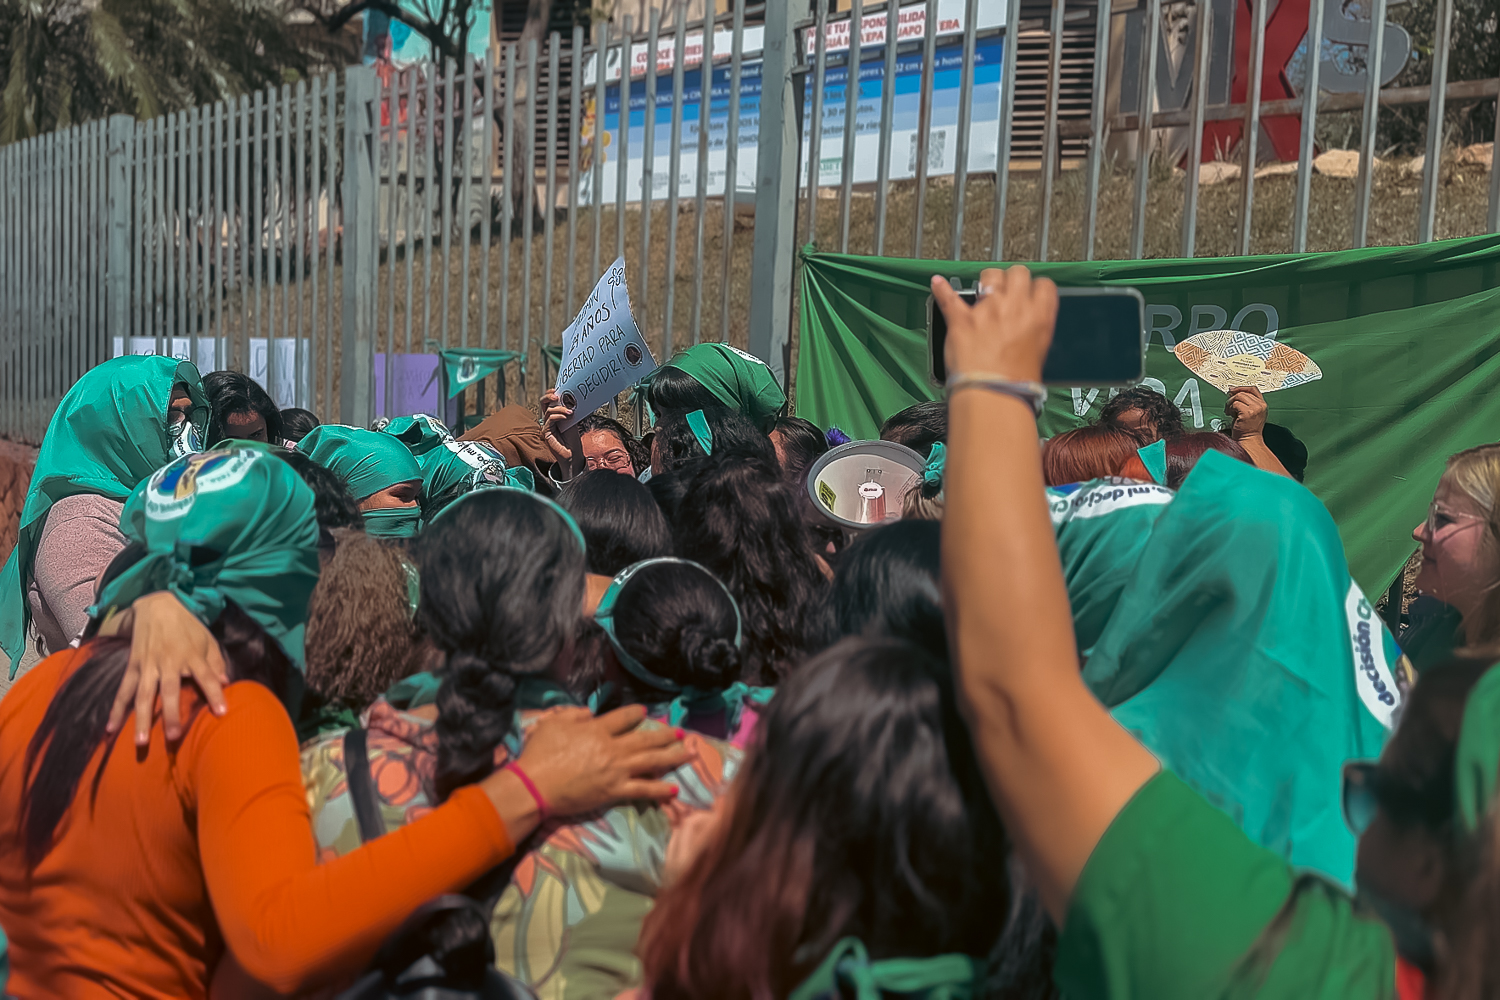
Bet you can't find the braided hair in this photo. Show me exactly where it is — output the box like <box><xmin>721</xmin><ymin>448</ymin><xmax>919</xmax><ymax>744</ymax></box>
<box><xmin>411</xmin><ymin>490</ymin><xmax>586</xmax><ymax>802</ymax></box>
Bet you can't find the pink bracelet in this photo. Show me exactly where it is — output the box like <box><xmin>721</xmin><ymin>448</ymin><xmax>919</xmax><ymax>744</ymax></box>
<box><xmin>505</xmin><ymin>762</ymin><xmax>551</xmax><ymax>820</ymax></box>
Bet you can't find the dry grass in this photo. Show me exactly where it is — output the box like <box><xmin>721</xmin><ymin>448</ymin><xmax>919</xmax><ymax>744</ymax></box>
<box><xmin>214</xmin><ymin>149</ymin><xmax>1496</xmax><ymax>421</ymax></box>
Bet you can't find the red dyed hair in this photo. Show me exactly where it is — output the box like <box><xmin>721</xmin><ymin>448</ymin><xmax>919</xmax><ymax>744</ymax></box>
<box><xmin>1042</xmin><ymin>424</ymin><xmax>1152</xmax><ymax>486</ymax></box>
<box><xmin>1164</xmin><ymin>432</ymin><xmax>1254</xmax><ymax>489</ymax></box>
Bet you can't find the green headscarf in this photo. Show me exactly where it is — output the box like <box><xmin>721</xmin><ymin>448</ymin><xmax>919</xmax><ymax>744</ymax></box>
<box><xmin>379</xmin><ymin>415</ymin><xmax>534</xmax><ymax>516</ymax></box>
<box><xmin>788</xmin><ymin>938</ymin><xmax>983</xmax><ymax>1000</ymax></box>
<box><xmin>378</xmin><ymin>413</ymin><xmax>453</xmax><ymax>457</ymax></box>
<box><xmin>1083</xmin><ymin>450</ymin><xmax>1401</xmax><ymax>887</ymax></box>
<box><xmin>298</xmin><ymin>425</ymin><xmax>423</xmax><ymax>537</ymax></box>
<box><xmin>1</xmin><ymin>355</ymin><xmax>209</xmax><ymax>676</ymax></box>
<box><xmin>92</xmin><ymin>446</ymin><xmax>321</xmax><ymax>668</ymax></box>
<box><xmin>657</xmin><ymin>343</ymin><xmax>786</xmax><ymax>427</ymax></box>
<box><xmin>299</xmin><ymin>424</ymin><xmax>423</xmax><ymax>500</ymax></box>
<box><xmin>1456</xmin><ymin>661</ymin><xmax>1500</xmax><ymax>832</ymax></box>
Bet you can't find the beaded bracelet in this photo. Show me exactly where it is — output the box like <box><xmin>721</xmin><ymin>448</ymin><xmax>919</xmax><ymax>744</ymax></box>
<box><xmin>946</xmin><ymin>373</ymin><xmax>1048</xmax><ymax>416</ymax></box>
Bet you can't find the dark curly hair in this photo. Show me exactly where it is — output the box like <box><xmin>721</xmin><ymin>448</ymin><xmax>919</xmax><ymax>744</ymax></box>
<box><xmin>673</xmin><ymin>454</ymin><xmax>830</xmax><ymax>684</ymax></box>
<box><xmin>651</xmin><ymin>406</ymin><xmax>776</xmax><ymax>474</ymax></box>
<box><xmin>575</xmin><ymin>412</ymin><xmax>651</xmax><ymax>477</ymax></box>
<box><xmin>1098</xmin><ymin>385</ymin><xmax>1185</xmax><ymax>441</ymax></box>
<box><xmin>411</xmin><ymin>490</ymin><xmax>586</xmax><ymax>802</ymax></box>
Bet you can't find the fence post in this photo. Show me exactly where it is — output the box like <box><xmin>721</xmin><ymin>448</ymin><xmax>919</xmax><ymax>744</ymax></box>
<box><xmin>747</xmin><ymin>0</ymin><xmax>806</xmax><ymax>386</ymax></box>
<box><xmin>106</xmin><ymin>116</ymin><xmax>135</xmax><ymax>349</ymax></box>
<box><xmin>341</xmin><ymin>66</ymin><xmax>377</xmax><ymax>427</ymax></box>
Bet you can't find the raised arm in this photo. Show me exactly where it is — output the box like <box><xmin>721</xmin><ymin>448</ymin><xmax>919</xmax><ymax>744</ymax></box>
<box><xmin>934</xmin><ymin>268</ymin><xmax>1159</xmax><ymax>922</ymax></box>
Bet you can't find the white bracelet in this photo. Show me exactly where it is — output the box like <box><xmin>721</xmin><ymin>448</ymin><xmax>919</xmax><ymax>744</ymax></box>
<box><xmin>946</xmin><ymin>373</ymin><xmax>1047</xmax><ymax>416</ymax></box>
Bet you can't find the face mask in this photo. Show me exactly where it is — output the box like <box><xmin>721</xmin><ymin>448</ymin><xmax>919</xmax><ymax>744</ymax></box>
<box><xmin>168</xmin><ymin>419</ymin><xmax>203</xmax><ymax>458</ymax></box>
<box><xmin>1354</xmin><ymin>882</ymin><xmax>1436</xmax><ymax>971</ymax></box>
<box><xmin>362</xmin><ymin>505</ymin><xmax>421</xmax><ymax>539</ymax></box>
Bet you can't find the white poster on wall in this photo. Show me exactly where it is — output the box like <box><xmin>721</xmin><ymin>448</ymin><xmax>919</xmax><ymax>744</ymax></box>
<box><xmin>111</xmin><ymin>336</ymin><xmax>311</xmax><ymax>409</ymax></box>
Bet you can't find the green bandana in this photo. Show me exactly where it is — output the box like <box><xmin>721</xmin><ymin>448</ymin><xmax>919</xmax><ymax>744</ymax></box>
<box><xmin>788</xmin><ymin>938</ymin><xmax>984</xmax><ymax>1000</ymax></box>
<box><xmin>92</xmin><ymin>447</ymin><xmax>320</xmax><ymax>668</ymax></box>
<box><xmin>1</xmin><ymin>356</ymin><xmax>209</xmax><ymax>676</ymax></box>
<box><xmin>298</xmin><ymin>425</ymin><xmax>422</xmax><ymax>502</ymax></box>
<box><xmin>379</xmin><ymin>413</ymin><xmax>454</xmax><ymax>457</ymax></box>
<box><xmin>441</xmin><ymin>349</ymin><xmax>520</xmax><ymax>397</ymax></box>
<box><xmin>1083</xmin><ymin>449</ymin><xmax>1401</xmax><ymax>887</ymax></box>
<box><xmin>362</xmin><ymin>506</ymin><xmax>421</xmax><ymax>539</ymax></box>
<box><xmin>656</xmin><ymin>343</ymin><xmax>786</xmax><ymax>427</ymax></box>
<box><xmin>1456</xmin><ymin>662</ymin><xmax>1500</xmax><ymax>832</ymax></box>
<box><xmin>1049</xmin><ymin>478</ymin><xmax>1176</xmax><ymax>658</ymax></box>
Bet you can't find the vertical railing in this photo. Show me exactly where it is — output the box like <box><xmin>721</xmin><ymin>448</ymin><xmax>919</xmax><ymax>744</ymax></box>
<box><xmin>6</xmin><ymin>0</ymin><xmax>1500</xmax><ymax>444</ymax></box>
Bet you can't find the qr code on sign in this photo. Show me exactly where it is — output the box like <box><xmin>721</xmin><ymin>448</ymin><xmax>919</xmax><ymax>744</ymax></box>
<box><xmin>908</xmin><ymin>130</ymin><xmax>946</xmax><ymax>172</ymax></box>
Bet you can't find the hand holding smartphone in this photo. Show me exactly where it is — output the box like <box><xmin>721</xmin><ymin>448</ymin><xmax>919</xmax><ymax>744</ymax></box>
<box><xmin>928</xmin><ymin>284</ymin><xmax>1146</xmax><ymax>387</ymax></box>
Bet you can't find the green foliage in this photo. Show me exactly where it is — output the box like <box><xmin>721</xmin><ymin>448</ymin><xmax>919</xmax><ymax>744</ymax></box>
<box><xmin>1386</xmin><ymin>0</ymin><xmax>1500</xmax><ymax>151</ymax></box>
<box><xmin>0</xmin><ymin>0</ymin><xmax>341</xmax><ymax>143</ymax></box>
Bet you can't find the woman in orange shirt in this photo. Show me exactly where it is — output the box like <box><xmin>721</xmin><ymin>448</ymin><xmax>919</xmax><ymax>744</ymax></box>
<box><xmin>0</xmin><ymin>446</ymin><xmax>686</xmax><ymax>999</ymax></box>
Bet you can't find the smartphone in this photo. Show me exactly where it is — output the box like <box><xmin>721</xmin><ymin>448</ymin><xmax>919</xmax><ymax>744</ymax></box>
<box><xmin>928</xmin><ymin>285</ymin><xmax>1146</xmax><ymax>387</ymax></box>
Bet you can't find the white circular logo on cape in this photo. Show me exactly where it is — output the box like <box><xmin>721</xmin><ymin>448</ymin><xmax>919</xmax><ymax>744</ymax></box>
<box><xmin>143</xmin><ymin>450</ymin><xmax>259</xmax><ymax>520</ymax></box>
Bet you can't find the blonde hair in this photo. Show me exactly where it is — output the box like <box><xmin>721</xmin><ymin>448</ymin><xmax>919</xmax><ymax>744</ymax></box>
<box><xmin>1440</xmin><ymin>444</ymin><xmax>1500</xmax><ymax>645</ymax></box>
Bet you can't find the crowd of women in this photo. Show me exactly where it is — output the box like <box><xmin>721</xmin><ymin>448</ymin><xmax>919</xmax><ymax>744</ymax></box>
<box><xmin>0</xmin><ymin>268</ymin><xmax>1496</xmax><ymax>999</ymax></box>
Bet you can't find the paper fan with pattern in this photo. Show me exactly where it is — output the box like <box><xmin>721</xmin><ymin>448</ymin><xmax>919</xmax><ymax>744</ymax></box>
<box><xmin>1172</xmin><ymin>329</ymin><xmax>1322</xmax><ymax>393</ymax></box>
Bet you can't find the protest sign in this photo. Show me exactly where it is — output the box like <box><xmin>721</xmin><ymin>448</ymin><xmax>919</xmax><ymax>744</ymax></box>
<box><xmin>554</xmin><ymin>258</ymin><xmax>655</xmax><ymax>430</ymax></box>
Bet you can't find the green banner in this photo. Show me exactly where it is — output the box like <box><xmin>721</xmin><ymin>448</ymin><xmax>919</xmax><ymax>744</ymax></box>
<box><xmin>796</xmin><ymin>237</ymin><xmax>1500</xmax><ymax>591</ymax></box>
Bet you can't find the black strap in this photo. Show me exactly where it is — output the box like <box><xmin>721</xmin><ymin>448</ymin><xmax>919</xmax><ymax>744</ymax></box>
<box><xmin>343</xmin><ymin>727</ymin><xmax>387</xmax><ymax>844</ymax></box>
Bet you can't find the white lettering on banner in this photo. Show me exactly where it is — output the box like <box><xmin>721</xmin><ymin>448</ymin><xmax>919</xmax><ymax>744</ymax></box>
<box><xmin>1071</xmin><ymin>387</ymin><xmax>1103</xmax><ymax>417</ymax></box>
<box><xmin>1048</xmin><ymin>481</ymin><xmax>1176</xmax><ymax>525</ymax></box>
<box><xmin>803</xmin><ymin>0</ymin><xmax>1007</xmax><ymax>56</ymax></box>
<box><xmin>1346</xmin><ymin>582</ymin><xmax>1401</xmax><ymax>729</ymax></box>
<box><xmin>1232</xmin><ymin>303</ymin><xmax>1281</xmax><ymax>340</ymax></box>
<box><xmin>1173</xmin><ymin>378</ymin><xmax>1204</xmax><ymax>429</ymax></box>
<box><xmin>1147</xmin><ymin>305</ymin><xmax>1182</xmax><ymax>350</ymax></box>
<box><xmin>1189</xmin><ymin>305</ymin><xmax>1228</xmax><ymax>337</ymax></box>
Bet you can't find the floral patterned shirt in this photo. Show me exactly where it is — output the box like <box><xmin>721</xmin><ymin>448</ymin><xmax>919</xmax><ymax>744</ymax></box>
<box><xmin>300</xmin><ymin>698</ymin><xmax>741</xmax><ymax>1000</ymax></box>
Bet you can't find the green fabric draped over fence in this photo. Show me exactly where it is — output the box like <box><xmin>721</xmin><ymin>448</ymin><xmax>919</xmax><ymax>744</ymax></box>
<box><xmin>796</xmin><ymin>236</ymin><xmax>1500</xmax><ymax>591</ymax></box>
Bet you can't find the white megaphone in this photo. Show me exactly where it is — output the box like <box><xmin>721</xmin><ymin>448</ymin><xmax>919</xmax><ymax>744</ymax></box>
<box><xmin>806</xmin><ymin>439</ymin><xmax>926</xmax><ymax>532</ymax></box>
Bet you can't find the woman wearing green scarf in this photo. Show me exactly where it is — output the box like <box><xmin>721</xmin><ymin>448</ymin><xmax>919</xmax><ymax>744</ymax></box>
<box><xmin>646</xmin><ymin>343</ymin><xmax>786</xmax><ymax>430</ymax></box>
<box><xmin>0</xmin><ymin>356</ymin><xmax>209</xmax><ymax>691</ymax></box>
<box><xmin>378</xmin><ymin>414</ymin><xmax>533</xmax><ymax>518</ymax></box>
<box><xmin>935</xmin><ymin>268</ymin><xmax>1500</xmax><ymax>1000</ymax></box>
<box><xmin>299</xmin><ymin>425</ymin><xmax>423</xmax><ymax>538</ymax></box>
<box><xmin>0</xmin><ymin>446</ymin><xmax>690</xmax><ymax>997</ymax></box>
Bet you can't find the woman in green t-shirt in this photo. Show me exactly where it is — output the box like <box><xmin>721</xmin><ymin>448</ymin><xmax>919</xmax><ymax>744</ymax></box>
<box><xmin>932</xmin><ymin>267</ymin><xmax>1500</xmax><ymax>1000</ymax></box>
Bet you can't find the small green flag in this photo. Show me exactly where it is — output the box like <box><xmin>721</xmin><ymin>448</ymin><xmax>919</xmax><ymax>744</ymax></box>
<box><xmin>441</xmin><ymin>349</ymin><xmax>519</xmax><ymax>397</ymax></box>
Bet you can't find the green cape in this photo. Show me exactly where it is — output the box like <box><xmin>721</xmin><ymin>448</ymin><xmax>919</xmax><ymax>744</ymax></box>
<box><xmin>95</xmin><ymin>446</ymin><xmax>321</xmax><ymax>668</ymax></box>
<box><xmin>1457</xmin><ymin>661</ymin><xmax>1500</xmax><ymax>832</ymax></box>
<box><xmin>1</xmin><ymin>355</ymin><xmax>209</xmax><ymax>675</ymax></box>
<box><xmin>1084</xmin><ymin>451</ymin><xmax>1400</xmax><ymax>887</ymax></box>
<box><xmin>656</xmin><ymin>343</ymin><xmax>786</xmax><ymax>427</ymax></box>
<box><xmin>1049</xmin><ymin>478</ymin><xmax>1176</xmax><ymax>658</ymax></box>
<box><xmin>298</xmin><ymin>424</ymin><xmax>422</xmax><ymax>501</ymax></box>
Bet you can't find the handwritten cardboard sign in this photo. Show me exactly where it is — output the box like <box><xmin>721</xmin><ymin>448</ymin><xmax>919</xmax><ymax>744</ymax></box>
<box><xmin>554</xmin><ymin>257</ymin><xmax>655</xmax><ymax>430</ymax></box>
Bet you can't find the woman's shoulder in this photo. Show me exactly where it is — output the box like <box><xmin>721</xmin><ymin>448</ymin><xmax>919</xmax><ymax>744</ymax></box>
<box><xmin>490</xmin><ymin>726</ymin><xmax>742</xmax><ymax>996</ymax></box>
<box><xmin>300</xmin><ymin>698</ymin><xmax>440</xmax><ymax>861</ymax></box>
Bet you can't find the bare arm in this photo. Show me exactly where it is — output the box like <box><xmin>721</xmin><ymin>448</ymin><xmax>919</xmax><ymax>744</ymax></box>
<box><xmin>1225</xmin><ymin>386</ymin><xmax>1293</xmax><ymax>479</ymax></box>
<box><xmin>934</xmin><ymin>268</ymin><xmax>1159</xmax><ymax>923</ymax></box>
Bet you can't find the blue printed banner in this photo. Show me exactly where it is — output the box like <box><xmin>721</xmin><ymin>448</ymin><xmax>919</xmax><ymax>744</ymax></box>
<box><xmin>582</xmin><ymin>34</ymin><xmax>1007</xmax><ymax>205</ymax></box>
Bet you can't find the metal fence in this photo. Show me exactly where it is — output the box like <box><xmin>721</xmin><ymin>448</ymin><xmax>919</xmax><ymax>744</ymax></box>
<box><xmin>3</xmin><ymin>0</ymin><xmax>1499</xmax><ymax>443</ymax></box>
